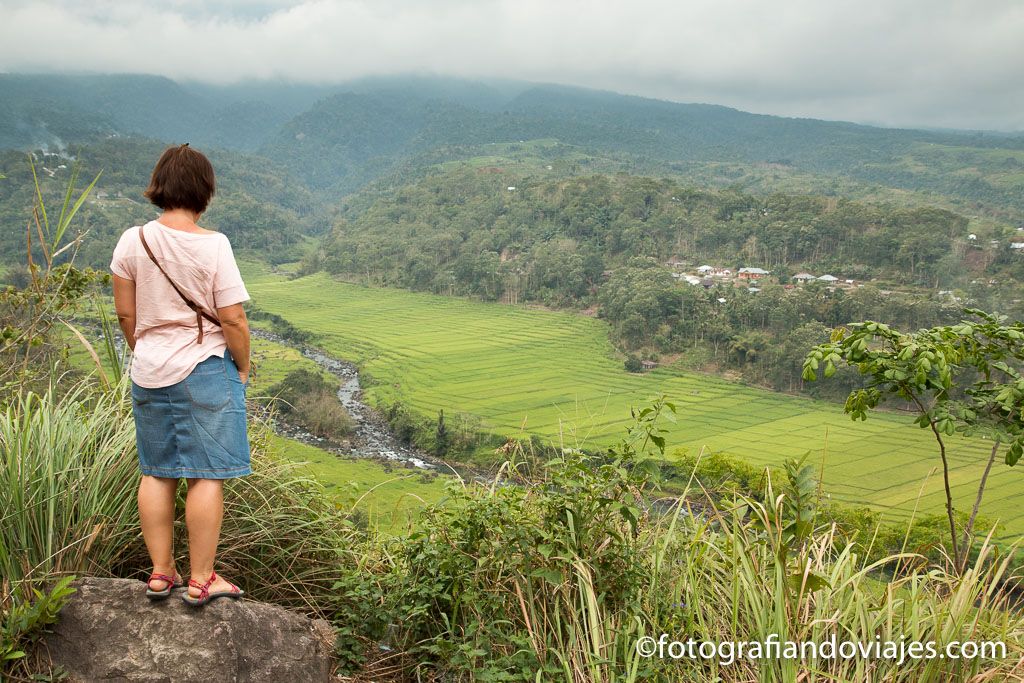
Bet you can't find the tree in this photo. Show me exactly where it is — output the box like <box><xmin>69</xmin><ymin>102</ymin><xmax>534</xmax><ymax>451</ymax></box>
<box><xmin>435</xmin><ymin>409</ymin><xmax>450</xmax><ymax>456</ymax></box>
<box><xmin>729</xmin><ymin>331</ymin><xmax>769</xmax><ymax>366</ymax></box>
<box><xmin>803</xmin><ymin>310</ymin><xmax>1024</xmax><ymax>572</ymax></box>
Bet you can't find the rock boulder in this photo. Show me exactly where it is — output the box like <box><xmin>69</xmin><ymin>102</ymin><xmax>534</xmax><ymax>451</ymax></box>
<box><xmin>43</xmin><ymin>577</ymin><xmax>335</xmax><ymax>682</ymax></box>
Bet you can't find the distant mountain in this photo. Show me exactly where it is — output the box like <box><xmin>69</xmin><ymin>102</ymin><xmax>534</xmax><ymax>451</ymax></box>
<box><xmin>0</xmin><ymin>74</ymin><xmax>336</xmax><ymax>152</ymax></box>
<box><xmin>259</xmin><ymin>81</ymin><xmax>1024</xmax><ymax>216</ymax></box>
<box><xmin>2</xmin><ymin>73</ymin><xmax>1023</xmax><ymax>219</ymax></box>
<box><xmin>259</xmin><ymin>90</ymin><xmax>504</xmax><ymax>192</ymax></box>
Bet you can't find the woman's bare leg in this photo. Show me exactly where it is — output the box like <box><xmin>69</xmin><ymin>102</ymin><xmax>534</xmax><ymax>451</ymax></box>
<box><xmin>138</xmin><ymin>475</ymin><xmax>179</xmax><ymax>589</ymax></box>
<box><xmin>184</xmin><ymin>478</ymin><xmax>237</xmax><ymax>595</ymax></box>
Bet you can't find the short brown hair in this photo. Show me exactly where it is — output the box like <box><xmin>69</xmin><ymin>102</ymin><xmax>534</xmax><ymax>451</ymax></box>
<box><xmin>143</xmin><ymin>144</ymin><xmax>216</xmax><ymax>214</ymax></box>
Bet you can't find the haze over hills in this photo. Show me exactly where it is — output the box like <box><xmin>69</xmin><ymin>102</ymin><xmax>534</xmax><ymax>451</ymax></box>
<box><xmin>2</xmin><ymin>73</ymin><xmax>1023</xmax><ymax>221</ymax></box>
<box><xmin>0</xmin><ymin>73</ymin><xmax>333</xmax><ymax>151</ymax></box>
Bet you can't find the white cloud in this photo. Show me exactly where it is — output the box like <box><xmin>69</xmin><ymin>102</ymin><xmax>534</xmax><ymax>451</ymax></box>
<box><xmin>0</xmin><ymin>0</ymin><xmax>1022</xmax><ymax>130</ymax></box>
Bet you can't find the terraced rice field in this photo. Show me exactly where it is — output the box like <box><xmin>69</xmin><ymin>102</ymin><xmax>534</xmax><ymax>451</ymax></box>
<box><xmin>268</xmin><ymin>435</ymin><xmax>448</xmax><ymax>534</ymax></box>
<box><xmin>246</xmin><ymin>271</ymin><xmax>1024</xmax><ymax>536</ymax></box>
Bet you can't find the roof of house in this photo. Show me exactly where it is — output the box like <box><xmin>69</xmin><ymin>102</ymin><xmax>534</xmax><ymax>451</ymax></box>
<box><xmin>818</xmin><ymin>274</ymin><xmax>839</xmax><ymax>281</ymax></box>
<box><xmin>738</xmin><ymin>267</ymin><xmax>769</xmax><ymax>275</ymax></box>
<box><xmin>793</xmin><ymin>272</ymin><xmax>816</xmax><ymax>279</ymax></box>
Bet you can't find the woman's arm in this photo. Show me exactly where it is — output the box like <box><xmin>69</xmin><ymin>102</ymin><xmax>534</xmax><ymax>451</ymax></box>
<box><xmin>217</xmin><ymin>303</ymin><xmax>250</xmax><ymax>384</ymax></box>
<box><xmin>112</xmin><ymin>275</ymin><xmax>138</xmax><ymax>350</ymax></box>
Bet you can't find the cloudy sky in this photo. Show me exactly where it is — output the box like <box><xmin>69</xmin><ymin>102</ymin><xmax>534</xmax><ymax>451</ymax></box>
<box><xmin>1</xmin><ymin>0</ymin><xmax>1022</xmax><ymax>131</ymax></box>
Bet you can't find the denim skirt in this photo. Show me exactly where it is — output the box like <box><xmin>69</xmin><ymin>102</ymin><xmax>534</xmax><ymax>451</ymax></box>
<box><xmin>131</xmin><ymin>349</ymin><xmax>251</xmax><ymax>479</ymax></box>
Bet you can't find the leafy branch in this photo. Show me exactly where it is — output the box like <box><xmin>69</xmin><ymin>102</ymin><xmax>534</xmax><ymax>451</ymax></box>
<box><xmin>803</xmin><ymin>311</ymin><xmax>1024</xmax><ymax>572</ymax></box>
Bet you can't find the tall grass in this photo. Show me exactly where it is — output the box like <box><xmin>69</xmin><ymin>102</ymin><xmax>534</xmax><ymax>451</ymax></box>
<box><xmin>645</xmin><ymin>499</ymin><xmax>1024</xmax><ymax>681</ymax></box>
<box><xmin>0</xmin><ymin>379</ymin><xmax>140</xmax><ymax>591</ymax></box>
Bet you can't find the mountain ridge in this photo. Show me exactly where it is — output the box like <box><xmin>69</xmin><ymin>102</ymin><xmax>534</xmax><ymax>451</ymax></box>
<box><xmin>2</xmin><ymin>72</ymin><xmax>1023</xmax><ymax>221</ymax></box>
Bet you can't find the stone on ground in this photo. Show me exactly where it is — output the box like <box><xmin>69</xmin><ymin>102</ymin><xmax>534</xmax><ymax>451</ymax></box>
<box><xmin>43</xmin><ymin>577</ymin><xmax>335</xmax><ymax>682</ymax></box>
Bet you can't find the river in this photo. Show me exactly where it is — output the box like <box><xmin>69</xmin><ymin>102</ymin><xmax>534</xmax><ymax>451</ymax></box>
<box><xmin>251</xmin><ymin>328</ymin><xmax>441</xmax><ymax>471</ymax></box>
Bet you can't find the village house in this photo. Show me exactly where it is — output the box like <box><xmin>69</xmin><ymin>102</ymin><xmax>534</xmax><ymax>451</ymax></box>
<box><xmin>737</xmin><ymin>267</ymin><xmax>769</xmax><ymax>280</ymax></box>
<box><xmin>641</xmin><ymin>360</ymin><xmax>658</xmax><ymax>371</ymax></box>
<box><xmin>792</xmin><ymin>272</ymin><xmax>816</xmax><ymax>283</ymax></box>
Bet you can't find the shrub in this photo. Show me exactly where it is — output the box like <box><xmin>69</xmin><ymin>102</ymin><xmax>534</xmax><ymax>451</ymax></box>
<box><xmin>388</xmin><ymin>399</ymin><xmax>675</xmax><ymax>680</ymax></box>
<box><xmin>1</xmin><ymin>576</ymin><xmax>75</xmax><ymax>681</ymax></box>
<box><xmin>378</xmin><ymin>401</ymin><xmax>1024</xmax><ymax>681</ymax></box>
<box><xmin>266</xmin><ymin>368</ymin><xmax>355</xmax><ymax>440</ymax></box>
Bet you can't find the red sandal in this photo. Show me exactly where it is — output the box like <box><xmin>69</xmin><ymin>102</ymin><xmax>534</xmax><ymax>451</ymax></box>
<box><xmin>145</xmin><ymin>572</ymin><xmax>183</xmax><ymax>600</ymax></box>
<box><xmin>181</xmin><ymin>571</ymin><xmax>244</xmax><ymax>607</ymax></box>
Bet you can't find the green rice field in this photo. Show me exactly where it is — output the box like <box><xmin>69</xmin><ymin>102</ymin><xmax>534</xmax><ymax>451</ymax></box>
<box><xmin>268</xmin><ymin>434</ymin><xmax>449</xmax><ymax>534</ymax></box>
<box><xmin>248</xmin><ymin>335</ymin><xmax>334</xmax><ymax>391</ymax></box>
<box><xmin>246</xmin><ymin>271</ymin><xmax>1024</xmax><ymax>537</ymax></box>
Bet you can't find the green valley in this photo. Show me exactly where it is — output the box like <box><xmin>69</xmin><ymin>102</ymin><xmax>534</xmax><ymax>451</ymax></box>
<box><xmin>5</xmin><ymin>59</ymin><xmax>1024</xmax><ymax>682</ymax></box>
<box><xmin>247</xmin><ymin>272</ymin><xmax>1020</xmax><ymax>534</ymax></box>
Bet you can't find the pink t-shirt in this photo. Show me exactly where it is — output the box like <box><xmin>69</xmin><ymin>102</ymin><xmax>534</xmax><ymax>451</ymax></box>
<box><xmin>110</xmin><ymin>220</ymin><xmax>250</xmax><ymax>388</ymax></box>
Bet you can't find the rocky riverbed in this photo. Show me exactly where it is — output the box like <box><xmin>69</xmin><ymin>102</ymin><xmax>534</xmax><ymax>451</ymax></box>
<box><xmin>251</xmin><ymin>328</ymin><xmax>443</xmax><ymax>472</ymax></box>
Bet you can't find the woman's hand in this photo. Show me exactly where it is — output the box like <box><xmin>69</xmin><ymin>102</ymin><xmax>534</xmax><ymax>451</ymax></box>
<box><xmin>217</xmin><ymin>303</ymin><xmax>250</xmax><ymax>388</ymax></box>
<box><xmin>112</xmin><ymin>275</ymin><xmax>138</xmax><ymax>350</ymax></box>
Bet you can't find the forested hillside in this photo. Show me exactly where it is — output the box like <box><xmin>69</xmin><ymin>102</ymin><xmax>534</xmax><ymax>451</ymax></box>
<box><xmin>316</xmin><ymin>169</ymin><xmax>1006</xmax><ymax>290</ymax></box>
<box><xmin>260</xmin><ymin>84</ymin><xmax>1024</xmax><ymax>218</ymax></box>
<box><xmin>0</xmin><ymin>74</ymin><xmax>332</xmax><ymax>152</ymax></box>
<box><xmin>0</xmin><ymin>136</ymin><xmax>322</xmax><ymax>268</ymax></box>
<box><xmin>2</xmin><ymin>74</ymin><xmax>1023</xmax><ymax>221</ymax></box>
<box><xmin>311</xmin><ymin>168</ymin><xmax>1024</xmax><ymax>394</ymax></box>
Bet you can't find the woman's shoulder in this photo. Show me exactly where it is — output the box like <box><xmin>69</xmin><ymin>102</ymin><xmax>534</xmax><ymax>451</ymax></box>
<box><xmin>112</xmin><ymin>225</ymin><xmax>141</xmax><ymax>252</ymax></box>
<box><xmin>191</xmin><ymin>224</ymin><xmax>220</xmax><ymax>236</ymax></box>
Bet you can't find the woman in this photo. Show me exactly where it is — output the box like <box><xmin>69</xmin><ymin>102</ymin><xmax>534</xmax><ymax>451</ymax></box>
<box><xmin>110</xmin><ymin>143</ymin><xmax>251</xmax><ymax>607</ymax></box>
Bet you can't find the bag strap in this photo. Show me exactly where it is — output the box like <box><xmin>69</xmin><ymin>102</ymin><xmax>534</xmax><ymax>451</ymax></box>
<box><xmin>138</xmin><ymin>225</ymin><xmax>221</xmax><ymax>344</ymax></box>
